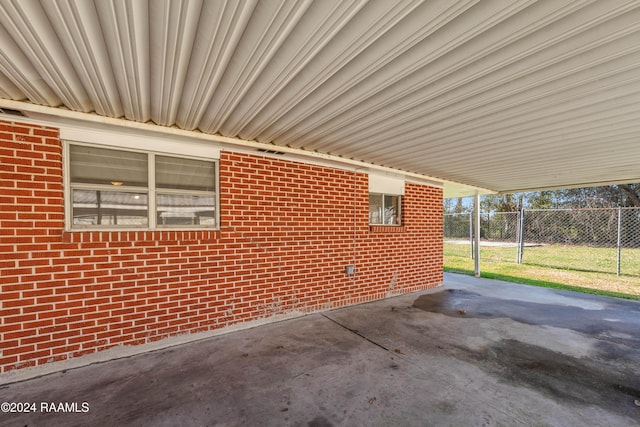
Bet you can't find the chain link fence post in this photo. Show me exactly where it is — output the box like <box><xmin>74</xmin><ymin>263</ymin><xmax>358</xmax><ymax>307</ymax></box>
<box><xmin>516</xmin><ymin>209</ymin><xmax>525</xmax><ymax>264</ymax></box>
<box><xmin>617</xmin><ymin>207</ymin><xmax>622</xmax><ymax>276</ymax></box>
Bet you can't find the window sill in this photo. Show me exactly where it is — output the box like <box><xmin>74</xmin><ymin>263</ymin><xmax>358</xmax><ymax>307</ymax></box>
<box><xmin>61</xmin><ymin>229</ymin><xmax>221</xmax><ymax>243</ymax></box>
<box><xmin>369</xmin><ymin>225</ymin><xmax>405</xmax><ymax>233</ymax></box>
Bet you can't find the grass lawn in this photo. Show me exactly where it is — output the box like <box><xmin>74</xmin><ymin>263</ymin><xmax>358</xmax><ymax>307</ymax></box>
<box><xmin>444</xmin><ymin>241</ymin><xmax>640</xmax><ymax>300</ymax></box>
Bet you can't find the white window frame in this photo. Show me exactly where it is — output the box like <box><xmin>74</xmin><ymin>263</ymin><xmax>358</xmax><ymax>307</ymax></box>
<box><xmin>63</xmin><ymin>141</ymin><xmax>219</xmax><ymax>231</ymax></box>
<box><xmin>368</xmin><ymin>173</ymin><xmax>404</xmax><ymax>226</ymax></box>
<box><xmin>369</xmin><ymin>193</ymin><xmax>402</xmax><ymax>226</ymax></box>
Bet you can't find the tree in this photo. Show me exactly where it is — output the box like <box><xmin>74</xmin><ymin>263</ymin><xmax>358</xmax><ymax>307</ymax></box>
<box><xmin>480</xmin><ymin>194</ymin><xmax>520</xmax><ymax>212</ymax></box>
<box><xmin>443</xmin><ymin>183</ymin><xmax>640</xmax><ymax>213</ymax></box>
<box><xmin>618</xmin><ymin>184</ymin><xmax>640</xmax><ymax>207</ymax></box>
<box><xmin>524</xmin><ymin>191</ymin><xmax>557</xmax><ymax>209</ymax></box>
<box><xmin>454</xmin><ymin>197</ymin><xmax>465</xmax><ymax>213</ymax></box>
<box><xmin>443</xmin><ymin>197</ymin><xmax>469</xmax><ymax>214</ymax></box>
<box><xmin>556</xmin><ymin>184</ymin><xmax>640</xmax><ymax>208</ymax></box>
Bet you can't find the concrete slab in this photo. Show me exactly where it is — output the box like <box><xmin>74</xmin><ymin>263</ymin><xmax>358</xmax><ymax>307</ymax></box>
<box><xmin>1</xmin><ymin>273</ymin><xmax>639</xmax><ymax>426</ymax></box>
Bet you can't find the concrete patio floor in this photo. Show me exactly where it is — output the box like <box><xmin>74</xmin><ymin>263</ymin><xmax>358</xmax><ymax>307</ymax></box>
<box><xmin>1</xmin><ymin>273</ymin><xmax>639</xmax><ymax>426</ymax></box>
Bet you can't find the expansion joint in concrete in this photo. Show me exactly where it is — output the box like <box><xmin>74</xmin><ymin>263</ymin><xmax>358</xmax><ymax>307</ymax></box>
<box><xmin>321</xmin><ymin>314</ymin><xmax>389</xmax><ymax>352</ymax></box>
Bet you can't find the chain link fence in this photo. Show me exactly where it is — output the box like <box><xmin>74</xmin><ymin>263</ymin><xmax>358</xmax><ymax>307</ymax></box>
<box><xmin>444</xmin><ymin>208</ymin><xmax>640</xmax><ymax>276</ymax></box>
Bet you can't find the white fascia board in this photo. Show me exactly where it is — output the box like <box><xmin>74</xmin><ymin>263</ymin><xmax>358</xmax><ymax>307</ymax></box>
<box><xmin>0</xmin><ymin>100</ymin><xmax>488</xmax><ymax>193</ymax></box>
<box><xmin>60</xmin><ymin>125</ymin><xmax>220</xmax><ymax>159</ymax></box>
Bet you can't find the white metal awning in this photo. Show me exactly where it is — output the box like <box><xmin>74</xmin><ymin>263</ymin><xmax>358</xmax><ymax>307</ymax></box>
<box><xmin>2</xmin><ymin>0</ymin><xmax>640</xmax><ymax>197</ymax></box>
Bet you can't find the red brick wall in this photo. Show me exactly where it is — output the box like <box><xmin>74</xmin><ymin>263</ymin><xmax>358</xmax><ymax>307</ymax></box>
<box><xmin>0</xmin><ymin>119</ymin><xmax>443</xmax><ymax>372</ymax></box>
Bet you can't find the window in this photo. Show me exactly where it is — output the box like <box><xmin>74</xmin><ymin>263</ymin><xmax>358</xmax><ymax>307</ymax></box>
<box><xmin>369</xmin><ymin>193</ymin><xmax>401</xmax><ymax>225</ymax></box>
<box><xmin>67</xmin><ymin>143</ymin><xmax>218</xmax><ymax>229</ymax></box>
<box><xmin>368</xmin><ymin>173</ymin><xmax>404</xmax><ymax>226</ymax></box>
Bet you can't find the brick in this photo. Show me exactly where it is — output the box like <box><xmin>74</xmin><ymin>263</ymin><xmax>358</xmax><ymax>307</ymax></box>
<box><xmin>1</xmin><ymin>121</ymin><xmax>443</xmax><ymax>373</ymax></box>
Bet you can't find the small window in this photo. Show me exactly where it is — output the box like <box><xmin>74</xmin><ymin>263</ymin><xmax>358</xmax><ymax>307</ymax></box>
<box><xmin>369</xmin><ymin>193</ymin><xmax>401</xmax><ymax>225</ymax></box>
<box><xmin>67</xmin><ymin>144</ymin><xmax>218</xmax><ymax>229</ymax></box>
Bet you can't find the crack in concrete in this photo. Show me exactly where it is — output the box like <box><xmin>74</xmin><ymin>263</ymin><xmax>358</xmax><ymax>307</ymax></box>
<box><xmin>321</xmin><ymin>313</ymin><xmax>390</xmax><ymax>352</ymax></box>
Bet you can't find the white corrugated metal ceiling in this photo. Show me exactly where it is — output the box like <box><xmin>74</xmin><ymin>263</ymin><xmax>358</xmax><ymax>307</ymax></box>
<box><xmin>1</xmin><ymin>0</ymin><xmax>640</xmax><ymax>197</ymax></box>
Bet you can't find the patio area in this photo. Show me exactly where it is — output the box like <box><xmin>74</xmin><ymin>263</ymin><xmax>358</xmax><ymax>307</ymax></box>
<box><xmin>1</xmin><ymin>273</ymin><xmax>639</xmax><ymax>426</ymax></box>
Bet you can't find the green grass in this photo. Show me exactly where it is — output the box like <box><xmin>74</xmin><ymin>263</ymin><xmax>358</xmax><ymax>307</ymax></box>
<box><xmin>444</xmin><ymin>242</ymin><xmax>640</xmax><ymax>300</ymax></box>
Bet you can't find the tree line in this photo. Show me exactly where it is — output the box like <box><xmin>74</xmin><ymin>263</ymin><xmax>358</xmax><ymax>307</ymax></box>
<box><xmin>444</xmin><ymin>183</ymin><xmax>640</xmax><ymax>214</ymax></box>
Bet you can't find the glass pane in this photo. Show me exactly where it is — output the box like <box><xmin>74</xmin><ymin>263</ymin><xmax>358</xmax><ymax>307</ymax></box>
<box><xmin>369</xmin><ymin>194</ymin><xmax>383</xmax><ymax>224</ymax></box>
<box><xmin>72</xmin><ymin>189</ymin><xmax>148</xmax><ymax>227</ymax></box>
<box><xmin>70</xmin><ymin>145</ymin><xmax>148</xmax><ymax>186</ymax></box>
<box><xmin>156</xmin><ymin>156</ymin><xmax>215</xmax><ymax>191</ymax></box>
<box><xmin>384</xmin><ymin>195</ymin><xmax>401</xmax><ymax>225</ymax></box>
<box><xmin>157</xmin><ymin>193</ymin><xmax>216</xmax><ymax>226</ymax></box>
